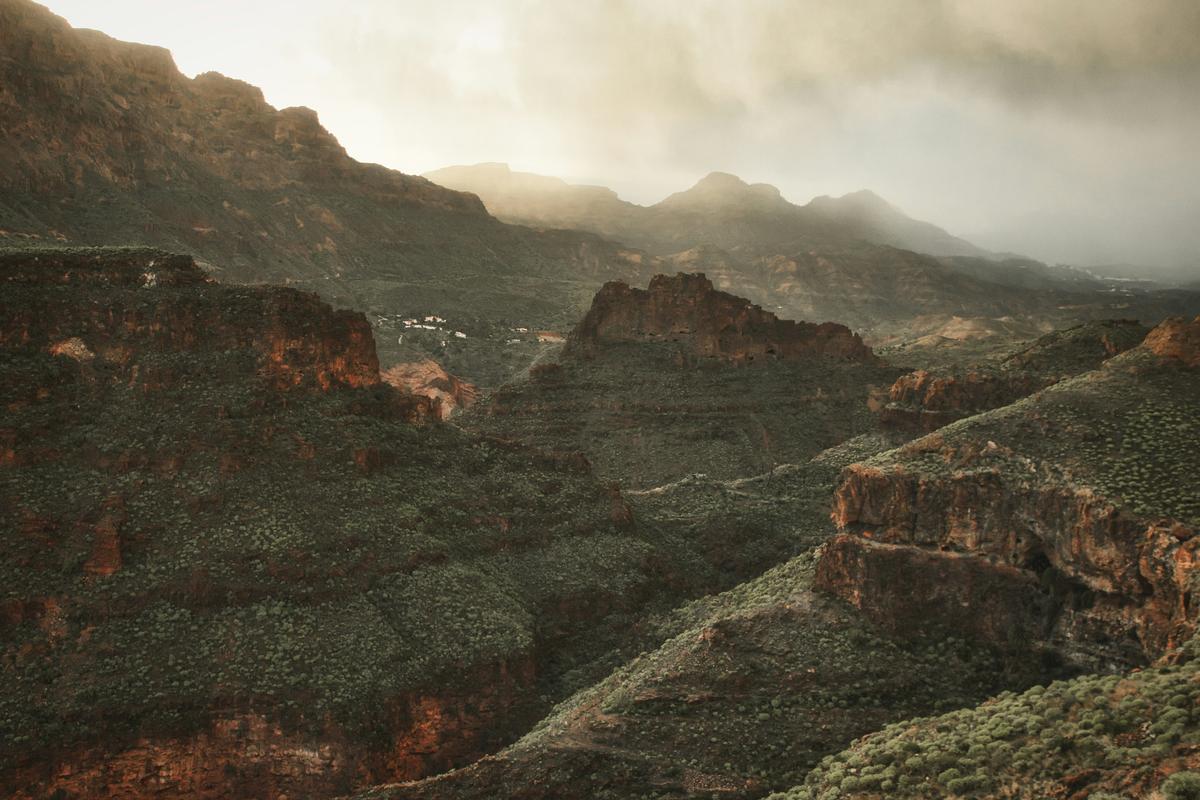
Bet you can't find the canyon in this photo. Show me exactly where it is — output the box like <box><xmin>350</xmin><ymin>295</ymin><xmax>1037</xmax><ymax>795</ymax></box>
<box><xmin>3</xmin><ymin>1</ymin><xmax>1200</xmax><ymax>798</ymax></box>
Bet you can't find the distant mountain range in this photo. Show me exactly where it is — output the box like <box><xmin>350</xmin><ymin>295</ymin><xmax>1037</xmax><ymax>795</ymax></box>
<box><xmin>427</xmin><ymin>163</ymin><xmax>1200</xmax><ymax>345</ymax></box>
<box><xmin>425</xmin><ymin>163</ymin><xmax>990</xmax><ymax>258</ymax></box>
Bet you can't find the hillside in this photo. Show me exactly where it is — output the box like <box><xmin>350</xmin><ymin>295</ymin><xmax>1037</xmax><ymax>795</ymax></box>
<box><xmin>353</xmin><ymin>438</ymin><xmax>1055</xmax><ymax>800</ymax></box>
<box><xmin>0</xmin><ymin>0</ymin><xmax>655</xmax><ymax>386</ymax></box>
<box><xmin>361</xmin><ymin>317</ymin><xmax>1200</xmax><ymax>800</ymax></box>
<box><xmin>776</xmin><ymin>637</ymin><xmax>1200</xmax><ymax>800</ymax></box>
<box><xmin>881</xmin><ymin>319</ymin><xmax>1151</xmax><ymax>431</ymax></box>
<box><xmin>472</xmin><ymin>274</ymin><xmax>901</xmax><ymax>487</ymax></box>
<box><xmin>0</xmin><ymin>247</ymin><xmax>764</xmax><ymax>799</ymax></box>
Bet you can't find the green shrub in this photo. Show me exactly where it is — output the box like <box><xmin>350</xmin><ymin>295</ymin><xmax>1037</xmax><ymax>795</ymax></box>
<box><xmin>1164</xmin><ymin>772</ymin><xmax>1200</xmax><ymax>800</ymax></box>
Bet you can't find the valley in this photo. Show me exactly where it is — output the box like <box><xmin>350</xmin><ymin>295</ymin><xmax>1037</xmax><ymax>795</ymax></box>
<box><xmin>3</xmin><ymin>1</ymin><xmax>1200</xmax><ymax>799</ymax></box>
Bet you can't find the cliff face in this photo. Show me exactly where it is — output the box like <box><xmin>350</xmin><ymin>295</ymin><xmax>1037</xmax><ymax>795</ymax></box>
<box><xmin>10</xmin><ymin>658</ymin><xmax>535</xmax><ymax>800</ymax></box>
<box><xmin>1144</xmin><ymin>315</ymin><xmax>1200</xmax><ymax>366</ymax></box>
<box><xmin>881</xmin><ymin>320</ymin><xmax>1150</xmax><ymax>432</ymax></box>
<box><xmin>815</xmin><ymin>324</ymin><xmax>1200</xmax><ymax>669</ymax></box>
<box><xmin>565</xmin><ymin>273</ymin><xmax>875</xmax><ymax>364</ymax></box>
<box><xmin>880</xmin><ymin>369</ymin><xmax>1042</xmax><ymax>432</ymax></box>
<box><xmin>382</xmin><ymin>360</ymin><xmax>479</xmax><ymax>420</ymax></box>
<box><xmin>1</xmin><ymin>248</ymin><xmax>392</xmax><ymax>397</ymax></box>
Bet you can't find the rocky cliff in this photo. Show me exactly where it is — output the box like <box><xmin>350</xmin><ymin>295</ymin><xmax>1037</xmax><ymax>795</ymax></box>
<box><xmin>881</xmin><ymin>319</ymin><xmax>1150</xmax><ymax>432</ymax></box>
<box><xmin>565</xmin><ymin>273</ymin><xmax>875</xmax><ymax>364</ymax></box>
<box><xmin>1</xmin><ymin>247</ymin><xmax>391</xmax><ymax>395</ymax></box>
<box><xmin>382</xmin><ymin>360</ymin><xmax>479</xmax><ymax>420</ymax></box>
<box><xmin>1145</xmin><ymin>315</ymin><xmax>1200</xmax><ymax>366</ymax></box>
<box><xmin>815</xmin><ymin>319</ymin><xmax>1200</xmax><ymax>670</ymax></box>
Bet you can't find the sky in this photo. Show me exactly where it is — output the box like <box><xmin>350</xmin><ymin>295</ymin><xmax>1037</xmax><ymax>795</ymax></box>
<box><xmin>43</xmin><ymin>0</ymin><xmax>1200</xmax><ymax>280</ymax></box>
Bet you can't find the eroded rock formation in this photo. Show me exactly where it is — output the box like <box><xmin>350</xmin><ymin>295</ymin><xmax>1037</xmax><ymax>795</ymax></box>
<box><xmin>881</xmin><ymin>320</ymin><xmax>1150</xmax><ymax>432</ymax></box>
<box><xmin>880</xmin><ymin>369</ymin><xmax>1042</xmax><ymax>432</ymax></box>
<box><xmin>565</xmin><ymin>273</ymin><xmax>875</xmax><ymax>364</ymax></box>
<box><xmin>816</xmin><ymin>323</ymin><xmax>1200</xmax><ymax>669</ymax></box>
<box><xmin>382</xmin><ymin>360</ymin><xmax>479</xmax><ymax>419</ymax></box>
<box><xmin>9</xmin><ymin>659</ymin><xmax>536</xmax><ymax>800</ymax></box>
<box><xmin>1144</xmin><ymin>315</ymin><xmax>1200</xmax><ymax>367</ymax></box>
<box><xmin>1</xmin><ymin>248</ymin><xmax>396</xmax><ymax>398</ymax></box>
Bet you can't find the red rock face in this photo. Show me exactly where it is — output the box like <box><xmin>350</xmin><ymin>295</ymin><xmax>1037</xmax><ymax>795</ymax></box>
<box><xmin>817</xmin><ymin>439</ymin><xmax>1199</xmax><ymax>668</ymax></box>
<box><xmin>1144</xmin><ymin>316</ymin><xmax>1200</xmax><ymax>366</ymax></box>
<box><xmin>382</xmin><ymin>360</ymin><xmax>479</xmax><ymax>419</ymax></box>
<box><xmin>566</xmin><ymin>273</ymin><xmax>875</xmax><ymax>363</ymax></box>
<box><xmin>881</xmin><ymin>369</ymin><xmax>1042</xmax><ymax>432</ymax></box>
<box><xmin>881</xmin><ymin>320</ymin><xmax>1152</xmax><ymax>432</ymax></box>
<box><xmin>7</xmin><ymin>658</ymin><xmax>537</xmax><ymax>800</ymax></box>
<box><xmin>257</xmin><ymin>291</ymin><xmax>380</xmax><ymax>391</ymax></box>
<box><xmin>1</xmin><ymin>249</ymin><xmax>391</xmax><ymax>396</ymax></box>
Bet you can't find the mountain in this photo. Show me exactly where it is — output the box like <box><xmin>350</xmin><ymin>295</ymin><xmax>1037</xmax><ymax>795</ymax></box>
<box><xmin>0</xmin><ymin>247</ymin><xmax>766</xmax><ymax>799</ymax></box>
<box><xmin>425</xmin><ymin>164</ymin><xmax>986</xmax><ymax>258</ymax></box>
<box><xmin>426</xmin><ymin>164</ymin><xmax>1200</xmax><ymax>351</ymax></box>
<box><xmin>779</xmin><ymin>317</ymin><xmax>1200</xmax><ymax>800</ymax></box>
<box><xmin>471</xmin><ymin>274</ymin><xmax>899</xmax><ymax>487</ymax></box>
<box><xmin>0</xmin><ymin>0</ymin><xmax>656</xmax><ymax>386</ymax></box>
<box><xmin>1</xmin><ymin>0</ymin><xmax>1191</xmax><ymax>390</ymax></box>
<box><xmin>804</xmin><ymin>189</ymin><xmax>988</xmax><ymax>259</ymax></box>
<box><xmin>418</xmin><ymin>162</ymin><xmax>644</xmax><ymax>241</ymax></box>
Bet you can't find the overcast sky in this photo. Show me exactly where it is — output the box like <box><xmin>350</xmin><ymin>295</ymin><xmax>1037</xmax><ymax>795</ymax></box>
<box><xmin>44</xmin><ymin>0</ymin><xmax>1200</xmax><ymax>279</ymax></box>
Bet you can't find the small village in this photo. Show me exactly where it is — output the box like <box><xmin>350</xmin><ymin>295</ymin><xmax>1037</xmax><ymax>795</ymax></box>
<box><xmin>373</xmin><ymin>312</ymin><xmax>565</xmax><ymax>348</ymax></box>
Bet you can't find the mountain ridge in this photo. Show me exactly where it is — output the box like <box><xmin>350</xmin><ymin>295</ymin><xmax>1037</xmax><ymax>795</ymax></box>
<box><xmin>424</xmin><ymin>162</ymin><xmax>988</xmax><ymax>258</ymax></box>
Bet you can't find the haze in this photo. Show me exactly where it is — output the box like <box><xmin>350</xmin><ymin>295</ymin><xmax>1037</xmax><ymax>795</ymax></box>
<box><xmin>43</xmin><ymin>0</ymin><xmax>1200</xmax><ymax>281</ymax></box>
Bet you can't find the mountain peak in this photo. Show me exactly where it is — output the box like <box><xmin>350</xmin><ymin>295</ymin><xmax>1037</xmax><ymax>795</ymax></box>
<box><xmin>656</xmin><ymin>171</ymin><xmax>786</xmax><ymax>211</ymax></box>
<box><xmin>841</xmin><ymin>188</ymin><xmax>892</xmax><ymax>209</ymax></box>
<box><xmin>808</xmin><ymin>189</ymin><xmax>896</xmax><ymax>215</ymax></box>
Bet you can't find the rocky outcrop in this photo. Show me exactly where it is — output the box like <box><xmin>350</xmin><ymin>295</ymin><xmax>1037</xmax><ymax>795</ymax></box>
<box><xmin>880</xmin><ymin>369</ymin><xmax>1041</xmax><ymax>432</ymax></box>
<box><xmin>8</xmin><ymin>658</ymin><xmax>536</xmax><ymax>800</ymax></box>
<box><xmin>382</xmin><ymin>360</ymin><xmax>479</xmax><ymax>419</ymax></box>
<box><xmin>1</xmin><ymin>247</ymin><xmax>397</xmax><ymax>397</ymax></box>
<box><xmin>881</xmin><ymin>320</ymin><xmax>1150</xmax><ymax>432</ymax></box>
<box><xmin>1144</xmin><ymin>315</ymin><xmax>1200</xmax><ymax>366</ymax></box>
<box><xmin>565</xmin><ymin>273</ymin><xmax>875</xmax><ymax>364</ymax></box>
<box><xmin>816</xmin><ymin>340</ymin><xmax>1200</xmax><ymax>666</ymax></box>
